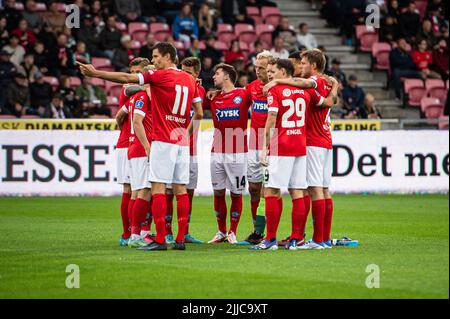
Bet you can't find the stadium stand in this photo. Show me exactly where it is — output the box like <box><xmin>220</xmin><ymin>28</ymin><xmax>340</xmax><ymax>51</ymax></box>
<box><xmin>0</xmin><ymin>0</ymin><xmax>448</xmax><ymax>128</ymax></box>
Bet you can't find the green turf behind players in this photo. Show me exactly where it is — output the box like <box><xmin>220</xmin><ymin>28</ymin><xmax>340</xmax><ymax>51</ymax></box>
<box><xmin>0</xmin><ymin>195</ymin><xmax>448</xmax><ymax>298</ymax></box>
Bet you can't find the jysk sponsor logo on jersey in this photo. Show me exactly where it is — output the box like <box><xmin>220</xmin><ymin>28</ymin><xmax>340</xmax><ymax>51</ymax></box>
<box><xmin>135</xmin><ymin>99</ymin><xmax>144</xmax><ymax>109</ymax></box>
<box><xmin>252</xmin><ymin>100</ymin><xmax>268</xmax><ymax>113</ymax></box>
<box><xmin>215</xmin><ymin>107</ymin><xmax>241</xmax><ymax>121</ymax></box>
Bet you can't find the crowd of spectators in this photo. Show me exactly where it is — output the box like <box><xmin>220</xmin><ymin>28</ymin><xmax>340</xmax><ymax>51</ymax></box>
<box><xmin>2</xmin><ymin>0</ymin><xmax>442</xmax><ymax>120</ymax></box>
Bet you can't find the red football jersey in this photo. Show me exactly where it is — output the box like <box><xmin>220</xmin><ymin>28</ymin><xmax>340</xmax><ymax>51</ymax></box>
<box><xmin>116</xmin><ymin>87</ymin><xmax>131</xmax><ymax>149</ymax></box>
<box><xmin>267</xmin><ymin>84</ymin><xmax>324</xmax><ymax>157</ymax></box>
<box><xmin>189</xmin><ymin>84</ymin><xmax>206</xmax><ymax>156</ymax></box>
<box><xmin>127</xmin><ymin>91</ymin><xmax>152</xmax><ymax>160</ymax></box>
<box><xmin>246</xmin><ymin>79</ymin><xmax>268</xmax><ymax>151</ymax></box>
<box><xmin>138</xmin><ymin>68</ymin><xmax>202</xmax><ymax>146</ymax></box>
<box><xmin>209</xmin><ymin>88</ymin><xmax>252</xmax><ymax>153</ymax></box>
<box><xmin>307</xmin><ymin>75</ymin><xmax>333</xmax><ymax>149</ymax></box>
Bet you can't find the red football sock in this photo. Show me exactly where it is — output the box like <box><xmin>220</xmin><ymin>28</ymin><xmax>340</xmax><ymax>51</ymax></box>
<box><xmin>152</xmin><ymin>193</ymin><xmax>167</xmax><ymax>244</ymax></box>
<box><xmin>127</xmin><ymin>199</ymin><xmax>135</xmax><ymax>233</ymax></box>
<box><xmin>186</xmin><ymin>192</ymin><xmax>194</xmax><ymax>234</ymax></box>
<box><xmin>165</xmin><ymin>193</ymin><xmax>174</xmax><ymax>235</ymax></box>
<box><xmin>265</xmin><ymin>196</ymin><xmax>280</xmax><ymax>240</ymax></box>
<box><xmin>175</xmin><ymin>194</ymin><xmax>190</xmax><ymax>243</ymax></box>
<box><xmin>229</xmin><ymin>195</ymin><xmax>243</xmax><ymax>234</ymax></box>
<box><xmin>312</xmin><ymin>199</ymin><xmax>326</xmax><ymax>243</ymax></box>
<box><xmin>250</xmin><ymin>199</ymin><xmax>260</xmax><ymax>225</ymax></box>
<box><xmin>324</xmin><ymin>198</ymin><xmax>334</xmax><ymax>242</ymax></box>
<box><xmin>278</xmin><ymin>197</ymin><xmax>283</xmax><ymax>214</ymax></box>
<box><xmin>298</xmin><ymin>196</ymin><xmax>310</xmax><ymax>240</ymax></box>
<box><xmin>214</xmin><ymin>195</ymin><xmax>227</xmax><ymax>234</ymax></box>
<box><xmin>120</xmin><ymin>193</ymin><xmax>131</xmax><ymax>239</ymax></box>
<box><xmin>290</xmin><ymin>198</ymin><xmax>305</xmax><ymax>240</ymax></box>
<box><xmin>140</xmin><ymin>198</ymin><xmax>153</xmax><ymax>233</ymax></box>
<box><xmin>131</xmin><ymin>198</ymin><xmax>149</xmax><ymax>236</ymax></box>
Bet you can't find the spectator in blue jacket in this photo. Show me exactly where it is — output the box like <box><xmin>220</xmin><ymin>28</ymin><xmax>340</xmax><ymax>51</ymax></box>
<box><xmin>389</xmin><ymin>38</ymin><xmax>422</xmax><ymax>99</ymax></box>
<box><xmin>172</xmin><ymin>3</ymin><xmax>199</xmax><ymax>48</ymax></box>
<box><xmin>342</xmin><ymin>74</ymin><xmax>366</xmax><ymax>118</ymax></box>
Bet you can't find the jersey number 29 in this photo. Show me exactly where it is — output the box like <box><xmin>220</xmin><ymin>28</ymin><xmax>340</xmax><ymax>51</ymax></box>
<box><xmin>281</xmin><ymin>98</ymin><xmax>306</xmax><ymax>128</ymax></box>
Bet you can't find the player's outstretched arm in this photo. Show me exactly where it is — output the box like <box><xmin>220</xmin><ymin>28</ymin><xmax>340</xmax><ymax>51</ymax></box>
<box><xmin>188</xmin><ymin>101</ymin><xmax>204</xmax><ymax>136</ymax></box>
<box><xmin>263</xmin><ymin>78</ymin><xmax>316</xmax><ymax>96</ymax></box>
<box><xmin>133</xmin><ymin>114</ymin><xmax>151</xmax><ymax>157</ymax></box>
<box><xmin>124</xmin><ymin>84</ymin><xmax>143</xmax><ymax>97</ymax></box>
<box><xmin>115</xmin><ymin>107</ymin><xmax>127</xmax><ymax>129</ymax></box>
<box><xmin>76</xmin><ymin>62</ymin><xmax>139</xmax><ymax>84</ymax></box>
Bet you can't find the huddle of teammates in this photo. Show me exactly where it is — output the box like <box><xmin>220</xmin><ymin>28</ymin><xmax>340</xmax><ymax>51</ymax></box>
<box><xmin>77</xmin><ymin>42</ymin><xmax>338</xmax><ymax>251</ymax></box>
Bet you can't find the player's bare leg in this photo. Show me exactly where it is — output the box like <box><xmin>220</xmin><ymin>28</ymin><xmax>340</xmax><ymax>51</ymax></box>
<box><xmin>208</xmin><ymin>189</ymin><xmax>228</xmax><ymax>244</ymax></box>
<box><xmin>171</xmin><ymin>183</ymin><xmax>191</xmax><ymax>250</ymax></box>
<box><xmin>249</xmin><ymin>187</ymin><xmax>280</xmax><ymax>250</ymax></box>
<box><xmin>184</xmin><ymin>188</ymin><xmax>203</xmax><ymax>243</ymax></box>
<box><xmin>164</xmin><ymin>187</ymin><xmax>175</xmax><ymax>244</ymax></box>
<box><xmin>119</xmin><ymin>183</ymin><xmax>132</xmax><ymax>246</ymax></box>
<box><xmin>322</xmin><ymin>187</ymin><xmax>333</xmax><ymax>248</ymax></box>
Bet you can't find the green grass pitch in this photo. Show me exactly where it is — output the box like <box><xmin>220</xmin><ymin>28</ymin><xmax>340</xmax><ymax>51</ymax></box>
<box><xmin>0</xmin><ymin>194</ymin><xmax>448</xmax><ymax>299</ymax></box>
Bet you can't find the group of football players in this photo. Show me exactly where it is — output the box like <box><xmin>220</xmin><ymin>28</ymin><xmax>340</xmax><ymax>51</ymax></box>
<box><xmin>77</xmin><ymin>41</ymin><xmax>338</xmax><ymax>251</ymax></box>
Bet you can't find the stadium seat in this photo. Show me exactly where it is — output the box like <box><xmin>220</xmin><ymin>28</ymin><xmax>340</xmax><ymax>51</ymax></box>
<box><xmin>198</xmin><ymin>41</ymin><xmax>206</xmax><ymax>50</ymax></box>
<box><xmin>217</xmin><ymin>24</ymin><xmax>236</xmax><ymax>47</ymax></box>
<box><xmin>132</xmin><ymin>32</ymin><xmax>148</xmax><ymax>45</ymax></box>
<box><xmin>214</xmin><ymin>41</ymin><xmax>228</xmax><ymax>51</ymax></box>
<box><xmin>246</xmin><ymin>6</ymin><xmax>263</xmax><ymax>25</ymax></box>
<box><xmin>92</xmin><ymin>57</ymin><xmax>114</xmax><ymax>71</ymax></box>
<box><xmin>239</xmin><ymin>41</ymin><xmax>250</xmax><ymax>55</ymax></box>
<box><xmin>68</xmin><ymin>76</ymin><xmax>81</xmax><ymax>88</ymax></box>
<box><xmin>438</xmin><ymin>115</ymin><xmax>449</xmax><ymax>130</ymax></box>
<box><xmin>355</xmin><ymin>25</ymin><xmax>376</xmax><ymax>39</ymax></box>
<box><xmin>42</xmin><ymin>76</ymin><xmax>59</xmax><ymax>91</ymax></box>
<box><xmin>235</xmin><ymin>23</ymin><xmax>257</xmax><ymax>45</ymax></box>
<box><xmin>404</xmin><ymin>79</ymin><xmax>425</xmax><ymax>107</ymax></box>
<box><xmin>21</xmin><ymin>115</ymin><xmax>41</xmax><ymax>119</ymax></box>
<box><xmin>256</xmin><ymin>24</ymin><xmax>275</xmax><ymax>48</ymax></box>
<box><xmin>115</xmin><ymin>22</ymin><xmax>127</xmax><ymax>32</ymax></box>
<box><xmin>130</xmin><ymin>39</ymin><xmax>142</xmax><ymax>49</ymax></box>
<box><xmin>54</xmin><ymin>2</ymin><xmax>66</xmax><ymax>12</ymax></box>
<box><xmin>128</xmin><ymin>23</ymin><xmax>149</xmax><ymax>45</ymax></box>
<box><xmin>372</xmin><ymin>42</ymin><xmax>391</xmax><ymax>71</ymax></box>
<box><xmin>415</xmin><ymin>0</ymin><xmax>427</xmax><ymax>19</ymax></box>
<box><xmin>261</xmin><ymin>6</ymin><xmax>281</xmax><ymax>26</ymax></box>
<box><xmin>0</xmin><ymin>115</ymin><xmax>17</xmax><ymax>119</ymax></box>
<box><xmin>106</xmin><ymin>82</ymin><xmax>122</xmax><ymax>97</ymax></box>
<box><xmin>34</xmin><ymin>2</ymin><xmax>47</xmax><ymax>12</ymax></box>
<box><xmin>14</xmin><ymin>2</ymin><xmax>24</xmax><ymax>10</ymax></box>
<box><xmin>425</xmin><ymin>79</ymin><xmax>447</xmax><ymax>103</ymax></box>
<box><xmin>173</xmin><ymin>41</ymin><xmax>185</xmax><ymax>51</ymax></box>
<box><xmin>359</xmin><ymin>32</ymin><xmax>379</xmax><ymax>52</ymax></box>
<box><xmin>90</xmin><ymin>115</ymin><xmax>110</xmax><ymax>119</ymax></box>
<box><xmin>91</xmin><ymin>78</ymin><xmax>106</xmax><ymax>89</ymax></box>
<box><xmin>106</xmin><ymin>96</ymin><xmax>119</xmax><ymax>107</ymax></box>
<box><xmin>421</xmin><ymin>97</ymin><xmax>444</xmax><ymax>119</ymax></box>
<box><xmin>149</xmin><ymin>23</ymin><xmax>171</xmax><ymax>42</ymax></box>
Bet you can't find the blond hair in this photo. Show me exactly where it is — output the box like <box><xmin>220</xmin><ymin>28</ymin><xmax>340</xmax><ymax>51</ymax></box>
<box><xmin>256</xmin><ymin>50</ymin><xmax>273</xmax><ymax>61</ymax></box>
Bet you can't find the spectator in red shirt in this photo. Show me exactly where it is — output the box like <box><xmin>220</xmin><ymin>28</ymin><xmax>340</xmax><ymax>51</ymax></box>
<box><xmin>11</xmin><ymin>19</ymin><xmax>37</xmax><ymax>50</ymax></box>
<box><xmin>224</xmin><ymin>40</ymin><xmax>246</xmax><ymax>65</ymax></box>
<box><xmin>412</xmin><ymin>39</ymin><xmax>442</xmax><ymax>79</ymax></box>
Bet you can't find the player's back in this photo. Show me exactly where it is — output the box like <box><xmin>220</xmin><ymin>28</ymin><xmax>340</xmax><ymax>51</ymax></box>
<box><xmin>116</xmin><ymin>87</ymin><xmax>131</xmax><ymax>149</ymax></box>
<box><xmin>210</xmin><ymin>88</ymin><xmax>251</xmax><ymax>154</ymax></box>
<box><xmin>127</xmin><ymin>90</ymin><xmax>152</xmax><ymax>159</ymax></box>
<box><xmin>307</xmin><ymin>75</ymin><xmax>333</xmax><ymax>149</ymax></box>
<box><xmin>140</xmin><ymin>68</ymin><xmax>201</xmax><ymax>146</ymax></box>
<box><xmin>267</xmin><ymin>84</ymin><xmax>317</xmax><ymax>157</ymax></box>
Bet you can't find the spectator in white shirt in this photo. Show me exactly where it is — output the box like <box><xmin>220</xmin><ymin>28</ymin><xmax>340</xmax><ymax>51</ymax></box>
<box><xmin>270</xmin><ymin>36</ymin><xmax>289</xmax><ymax>59</ymax></box>
<box><xmin>296</xmin><ymin>23</ymin><xmax>318</xmax><ymax>50</ymax></box>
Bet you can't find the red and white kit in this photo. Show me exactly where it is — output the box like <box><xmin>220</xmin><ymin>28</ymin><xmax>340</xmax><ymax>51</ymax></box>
<box><xmin>127</xmin><ymin>90</ymin><xmax>152</xmax><ymax>191</ymax></box>
<box><xmin>265</xmin><ymin>84</ymin><xmax>325</xmax><ymax>189</ymax></box>
<box><xmin>138</xmin><ymin>68</ymin><xmax>202</xmax><ymax>185</ymax></box>
<box><xmin>306</xmin><ymin>75</ymin><xmax>333</xmax><ymax>188</ymax></box>
<box><xmin>208</xmin><ymin>88</ymin><xmax>252</xmax><ymax>194</ymax></box>
<box><xmin>245</xmin><ymin>79</ymin><xmax>268</xmax><ymax>183</ymax></box>
<box><xmin>116</xmin><ymin>87</ymin><xmax>131</xmax><ymax>185</ymax></box>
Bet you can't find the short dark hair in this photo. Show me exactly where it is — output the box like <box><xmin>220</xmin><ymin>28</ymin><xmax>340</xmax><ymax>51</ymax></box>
<box><xmin>301</xmin><ymin>49</ymin><xmax>326</xmax><ymax>73</ymax></box>
<box><xmin>272</xmin><ymin>59</ymin><xmax>295</xmax><ymax>77</ymax></box>
<box><xmin>129</xmin><ymin>57</ymin><xmax>151</xmax><ymax>68</ymax></box>
<box><xmin>181</xmin><ymin>57</ymin><xmax>202</xmax><ymax>74</ymax></box>
<box><xmin>288</xmin><ymin>51</ymin><xmax>302</xmax><ymax>61</ymax></box>
<box><xmin>214</xmin><ymin>63</ymin><xmax>237</xmax><ymax>84</ymax></box>
<box><xmin>152</xmin><ymin>42</ymin><xmax>177</xmax><ymax>63</ymax></box>
<box><xmin>299</xmin><ymin>23</ymin><xmax>307</xmax><ymax>29</ymax></box>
